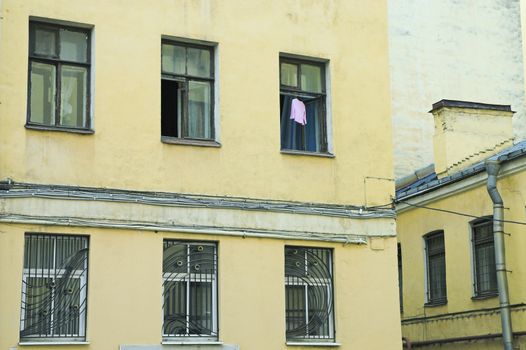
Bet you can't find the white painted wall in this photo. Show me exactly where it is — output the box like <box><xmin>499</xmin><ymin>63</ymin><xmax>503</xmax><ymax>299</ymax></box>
<box><xmin>389</xmin><ymin>0</ymin><xmax>526</xmax><ymax>177</ymax></box>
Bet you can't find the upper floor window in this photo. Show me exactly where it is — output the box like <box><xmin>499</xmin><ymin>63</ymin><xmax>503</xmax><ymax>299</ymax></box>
<box><xmin>471</xmin><ymin>217</ymin><xmax>498</xmax><ymax>297</ymax></box>
<box><xmin>162</xmin><ymin>240</ymin><xmax>218</xmax><ymax>341</ymax></box>
<box><xmin>424</xmin><ymin>231</ymin><xmax>447</xmax><ymax>305</ymax></box>
<box><xmin>280</xmin><ymin>56</ymin><xmax>328</xmax><ymax>154</ymax></box>
<box><xmin>285</xmin><ymin>246</ymin><xmax>334</xmax><ymax>342</ymax></box>
<box><xmin>161</xmin><ymin>41</ymin><xmax>215</xmax><ymax>142</ymax></box>
<box><xmin>20</xmin><ymin>234</ymin><xmax>89</xmax><ymax>342</ymax></box>
<box><xmin>28</xmin><ymin>21</ymin><xmax>91</xmax><ymax>131</ymax></box>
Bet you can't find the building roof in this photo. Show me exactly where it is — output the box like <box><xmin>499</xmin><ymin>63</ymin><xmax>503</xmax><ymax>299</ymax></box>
<box><xmin>396</xmin><ymin>140</ymin><xmax>526</xmax><ymax>200</ymax></box>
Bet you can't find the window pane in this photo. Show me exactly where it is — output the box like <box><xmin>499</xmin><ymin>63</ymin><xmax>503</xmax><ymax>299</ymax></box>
<box><xmin>281</xmin><ymin>63</ymin><xmax>298</xmax><ymax>87</ymax></box>
<box><xmin>187</xmin><ymin>81</ymin><xmax>212</xmax><ymax>139</ymax></box>
<box><xmin>308</xmin><ymin>286</ymin><xmax>330</xmax><ymax>337</ymax></box>
<box><xmin>187</xmin><ymin>47</ymin><xmax>211</xmax><ymax>78</ymax></box>
<box><xmin>30</xmin><ymin>62</ymin><xmax>56</xmax><ymax>125</ymax></box>
<box><xmin>164</xmin><ymin>281</ymin><xmax>187</xmax><ymax>335</ymax></box>
<box><xmin>60</xmin><ymin>29</ymin><xmax>88</xmax><ymax>63</ymax></box>
<box><xmin>53</xmin><ymin>278</ymin><xmax>81</xmax><ymax>336</ymax></box>
<box><xmin>162</xmin><ymin>44</ymin><xmax>186</xmax><ymax>75</ymax></box>
<box><xmin>300</xmin><ymin>64</ymin><xmax>322</xmax><ymax>93</ymax></box>
<box><xmin>21</xmin><ymin>277</ymin><xmax>53</xmax><ymax>337</ymax></box>
<box><xmin>24</xmin><ymin>235</ymin><xmax>54</xmax><ymax>269</ymax></box>
<box><xmin>33</xmin><ymin>26</ymin><xmax>58</xmax><ymax>57</ymax></box>
<box><xmin>60</xmin><ymin>65</ymin><xmax>87</xmax><ymax>128</ymax></box>
<box><xmin>189</xmin><ymin>282</ymin><xmax>213</xmax><ymax>335</ymax></box>
<box><xmin>285</xmin><ymin>285</ymin><xmax>306</xmax><ymax>336</ymax></box>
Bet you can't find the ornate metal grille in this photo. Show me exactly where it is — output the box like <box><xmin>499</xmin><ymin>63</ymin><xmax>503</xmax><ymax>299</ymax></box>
<box><xmin>20</xmin><ymin>234</ymin><xmax>89</xmax><ymax>341</ymax></box>
<box><xmin>472</xmin><ymin>218</ymin><xmax>497</xmax><ymax>296</ymax></box>
<box><xmin>162</xmin><ymin>241</ymin><xmax>217</xmax><ymax>340</ymax></box>
<box><xmin>285</xmin><ymin>246</ymin><xmax>334</xmax><ymax>341</ymax></box>
<box><xmin>425</xmin><ymin>231</ymin><xmax>447</xmax><ymax>304</ymax></box>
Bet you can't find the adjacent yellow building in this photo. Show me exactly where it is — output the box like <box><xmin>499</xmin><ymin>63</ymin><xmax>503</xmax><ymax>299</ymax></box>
<box><xmin>396</xmin><ymin>100</ymin><xmax>526</xmax><ymax>349</ymax></box>
<box><xmin>0</xmin><ymin>1</ymin><xmax>402</xmax><ymax>349</ymax></box>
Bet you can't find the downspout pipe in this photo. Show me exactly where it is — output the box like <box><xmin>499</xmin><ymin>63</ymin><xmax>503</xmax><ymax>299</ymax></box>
<box><xmin>485</xmin><ymin>159</ymin><xmax>514</xmax><ymax>350</ymax></box>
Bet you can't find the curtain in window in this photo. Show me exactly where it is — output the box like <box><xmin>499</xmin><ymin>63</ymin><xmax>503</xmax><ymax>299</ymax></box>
<box><xmin>280</xmin><ymin>95</ymin><xmax>322</xmax><ymax>152</ymax></box>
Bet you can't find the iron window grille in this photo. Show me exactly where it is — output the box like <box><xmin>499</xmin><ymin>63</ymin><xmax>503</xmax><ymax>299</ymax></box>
<box><xmin>161</xmin><ymin>40</ymin><xmax>215</xmax><ymax>141</ymax></box>
<box><xmin>162</xmin><ymin>241</ymin><xmax>218</xmax><ymax>341</ymax></box>
<box><xmin>471</xmin><ymin>217</ymin><xmax>498</xmax><ymax>297</ymax></box>
<box><xmin>27</xmin><ymin>21</ymin><xmax>91</xmax><ymax>131</ymax></box>
<box><xmin>285</xmin><ymin>246</ymin><xmax>334</xmax><ymax>342</ymax></box>
<box><xmin>279</xmin><ymin>56</ymin><xmax>328</xmax><ymax>153</ymax></box>
<box><xmin>424</xmin><ymin>231</ymin><xmax>447</xmax><ymax>305</ymax></box>
<box><xmin>20</xmin><ymin>234</ymin><xmax>89</xmax><ymax>342</ymax></box>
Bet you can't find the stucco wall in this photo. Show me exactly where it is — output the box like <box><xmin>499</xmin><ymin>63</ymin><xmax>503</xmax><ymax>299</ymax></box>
<box><xmin>0</xmin><ymin>0</ymin><xmax>394</xmax><ymax>206</ymax></box>
<box><xmin>397</xmin><ymin>167</ymin><xmax>526</xmax><ymax>345</ymax></box>
<box><xmin>0</xmin><ymin>225</ymin><xmax>403</xmax><ymax>350</ymax></box>
<box><xmin>389</xmin><ymin>0</ymin><xmax>526</xmax><ymax>177</ymax></box>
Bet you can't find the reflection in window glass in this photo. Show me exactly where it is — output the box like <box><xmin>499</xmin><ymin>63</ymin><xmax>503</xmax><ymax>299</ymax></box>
<box><xmin>301</xmin><ymin>64</ymin><xmax>322</xmax><ymax>93</ymax></box>
<box><xmin>281</xmin><ymin>63</ymin><xmax>298</xmax><ymax>87</ymax></box>
<box><xmin>60</xmin><ymin>66</ymin><xmax>87</xmax><ymax>128</ymax></box>
<box><xmin>60</xmin><ymin>30</ymin><xmax>88</xmax><ymax>63</ymax></box>
<box><xmin>187</xmin><ymin>48</ymin><xmax>211</xmax><ymax>78</ymax></box>
<box><xmin>30</xmin><ymin>62</ymin><xmax>56</xmax><ymax>125</ymax></box>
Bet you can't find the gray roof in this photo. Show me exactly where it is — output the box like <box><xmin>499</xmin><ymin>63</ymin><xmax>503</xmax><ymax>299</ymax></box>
<box><xmin>396</xmin><ymin>140</ymin><xmax>526</xmax><ymax>200</ymax></box>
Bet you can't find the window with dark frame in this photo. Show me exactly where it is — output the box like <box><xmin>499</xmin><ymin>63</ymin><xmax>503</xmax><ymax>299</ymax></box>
<box><xmin>398</xmin><ymin>243</ymin><xmax>403</xmax><ymax>312</ymax></box>
<box><xmin>285</xmin><ymin>246</ymin><xmax>334</xmax><ymax>342</ymax></box>
<box><xmin>471</xmin><ymin>217</ymin><xmax>498</xmax><ymax>297</ymax></box>
<box><xmin>20</xmin><ymin>234</ymin><xmax>89</xmax><ymax>342</ymax></box>
<box><xmin>279</xmin><ymin>57</ymin><xmax>328</xmax><ymax>153</ymax></box>
<box><xmin>424</xmin><ymin>231</ymin><xmax>447</xmax><ymax>305</ymax></box>
<box><xmin>162</xmin><ymin>240</ymin><xmax>218</xmax><ymax>341</ymax></box>
<box><xmin>28</xmin><ymin>21</ymin><xmax>91</xmax><ymax>130</ymax></box>
<box><xmin>161</xmin><ymin>41</ymin><xmax>215</xmax><ymax>141</ymax></box>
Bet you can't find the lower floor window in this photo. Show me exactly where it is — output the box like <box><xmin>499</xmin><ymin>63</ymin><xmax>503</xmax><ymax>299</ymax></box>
<box><xmin>20</xmin><ymin>234</ymin><xmax>89</xmax><ymax>341</ymax></box>
<box><xmin>285</xmin><ymin>246</ymin><xmax>334</xmax><ymax>341</ymax></box>
<box><xmin>162</xmin><ymin>240</ymin><xmax>218</xmax><ymax>341</ymax></box>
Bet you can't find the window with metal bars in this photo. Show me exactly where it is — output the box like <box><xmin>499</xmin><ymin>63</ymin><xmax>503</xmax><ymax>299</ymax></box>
<box><xmin>471</xmin><ymin>217</ymin><xmax>498</xmax><ymax>297</ymax></box>
<box><xmin>424</xmin><ymin>231</ymin><xmax>447</xmax><ymax>305</ymax></box>
<box><xmin>20</xmin><ymin>234</ymin><xmax>89</xmax><ymax>342</ymax></box>
<box><xmin>27</xmin><ymin>21</ymin><xmax>91</xmax><ymax>131</ymax></box>
<box><xmin>285</xmin><ymin>246</ymin><xmax>334</xmax><ymax>342</ymax></box>
<box><xmin>162</xmin><ymin>241</ymin><xmax>218</xmax><ymax>341</ymax></box>
<box><xmin>161</xmin><ymin>40</ymin><xmax>215</xmax><ymax>142</ymax></box>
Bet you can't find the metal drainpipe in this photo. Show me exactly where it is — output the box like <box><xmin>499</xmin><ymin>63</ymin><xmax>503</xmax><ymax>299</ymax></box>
<box><xmin>485</xmin><ymin>160</ymin><xmax>514</xmax><ymax>350</ymax></box>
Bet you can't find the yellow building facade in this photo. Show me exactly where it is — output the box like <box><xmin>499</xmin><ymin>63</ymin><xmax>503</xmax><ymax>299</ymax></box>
<box><xmin>397</xmin><ymin>100</ymin><xmax>526</xmax><ymax>349</ymax></box>
<box><xmin>0</xmin><ymin>1</ymin><xmax>402</xmax><ymax>350</ymax></box>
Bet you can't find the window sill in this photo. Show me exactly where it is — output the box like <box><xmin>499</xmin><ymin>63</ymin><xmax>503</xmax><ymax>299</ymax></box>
<box><xmin>472</xmin><ymin>293</ymin><xmax>498</xmax><ymax>300</ymax></box>
<box><xmin>161</xmin><ymin>136</ymin><xmax>221</xmax><ymax>148</ymax></box>
<box><xmin>19</xmin><ymin>341</ymin><xmax>90</xmax><ymax>346</ymax></box>
<box><xmin>424</xmin><ymin>300</ymin><xmax>448</xmax><ymax>308</ymax></box>
<box><xmin>25</xmin><ymin>124</ymin><xmax>94</xmax><ymax>135</ymax></box>
<box><xmin>281</xmin><ymin>149</ymin><xmax>334</xmax><ymax>158</ymax></box>
<box><xmin>161</xmin><ymin>341</ymin><xmax>223</xmax><ymax>345</ymax></box>
<box><xmin>286</xmin><ymin>342</ymin><xmax>340</xmax><ymax>347</ymax></box>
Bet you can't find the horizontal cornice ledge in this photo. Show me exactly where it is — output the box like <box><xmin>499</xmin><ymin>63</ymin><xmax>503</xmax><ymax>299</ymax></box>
<box><xmin>0</xmin><ymin>181</ymin><xmax>395</xmax><ymax>219</ymax></box>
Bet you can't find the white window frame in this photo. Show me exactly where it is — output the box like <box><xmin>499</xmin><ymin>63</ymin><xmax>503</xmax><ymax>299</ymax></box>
<box><xmin>20</xmin><ymin>234</ymin><xmax>88</xmax><ymax>342</ymax></box>
<box><xmin>162</xmin><ymin>241</ymin><xmax>218</xmax><ymax>342</ymax></box>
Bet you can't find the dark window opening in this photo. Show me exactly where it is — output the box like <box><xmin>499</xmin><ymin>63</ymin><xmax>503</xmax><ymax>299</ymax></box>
<box><xmin>472</xmin><ymin>217</ymin><xmax>498</xmax><ymax>297</ymax></box>
<box><xmin>425</xmin><ymin>231</ymin><xmax>447</xmax><ymax>305</ymax></box>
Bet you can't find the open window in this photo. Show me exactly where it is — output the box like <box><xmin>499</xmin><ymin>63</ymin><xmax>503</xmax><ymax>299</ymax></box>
<box><xmin>279</xmin><ymin>56</ymin><xmax>328</xmax><ymax>154</ymax></box>
<box><xmin>161</xmin><ymin>41</ymin><xmax>215</xmax><ymax>142</ymax></box>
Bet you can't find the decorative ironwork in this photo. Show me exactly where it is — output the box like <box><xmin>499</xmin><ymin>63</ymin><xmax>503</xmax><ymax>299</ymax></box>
<box><xmin>20</xmin><ymin>234</ymin><xmax>88</xmax><ymax>340</ymax></box>
<box><xmin>285</xmin><ymin>246</ymin><xmax>334</xmax><ymax>341</ymax></box>
<box><xmin>163</xmin><ymin>241</ymin><xmax>217</xmax><ymax>340</ymax></box>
